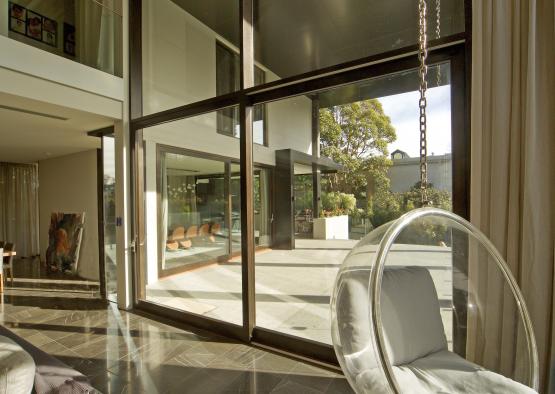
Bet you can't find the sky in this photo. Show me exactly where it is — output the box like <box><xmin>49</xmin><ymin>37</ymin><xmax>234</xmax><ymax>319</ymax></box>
<box><xmin>378</xmin><ymin>85</ymin><xmax>452</xmax><ymax>157</ymax></box>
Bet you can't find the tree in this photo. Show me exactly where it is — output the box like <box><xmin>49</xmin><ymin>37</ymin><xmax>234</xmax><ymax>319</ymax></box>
<box><xmin>370</xmin><ymin>182</ymin><xmax>453</xmax><ymax>244</ymax></box>
<box><xmin>319</xmin><ymin>99</ymin><xmax>396</xmax><ymax>199</ymax></box>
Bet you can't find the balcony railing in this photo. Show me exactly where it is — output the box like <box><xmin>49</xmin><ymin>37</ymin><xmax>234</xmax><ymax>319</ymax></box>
<box><xmin>3</xmin><ymin>0</ymin><xmax>122</xmax><ymax>77</ymax></box>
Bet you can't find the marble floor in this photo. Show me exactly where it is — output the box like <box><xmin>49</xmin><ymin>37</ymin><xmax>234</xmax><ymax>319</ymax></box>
<box><xmin>0</xmin><ymin>285</ymin><xmax>352</xmax><ymax>393</ymax></box>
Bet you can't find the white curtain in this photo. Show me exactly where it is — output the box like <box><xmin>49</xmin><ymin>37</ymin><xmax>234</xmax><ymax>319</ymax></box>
<box><xmin>76</xmin><ymin>0</ymin><xmax>122</xmax><ymax>75</ymax></box>
<box><xmin>0</xmin><ymin>163</ymin><xmax>40</xmax><ymax>257</ymax></box>
<box><xmin>471</xmin><ymin>0</ymin><xmax>555</xmax><ymax>391</ymax></box>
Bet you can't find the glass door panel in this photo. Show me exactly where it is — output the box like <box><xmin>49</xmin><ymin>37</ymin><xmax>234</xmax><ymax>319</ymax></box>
<box><xmin>254</xmin><ymin>168</ymin><xmax>272</xmax><ymax>247</ymax></box>
<box><xmin>102</xmin><ymin>135</ymin><xmax>117</xmax><ymax>303</ymax></box>
<box><xmin>138</xmin><ymin>109</ymin><xmax>243</xmax><ymax>326</ymax></box>
<box><xmin>230</xmin><ymin>164</ymin><xmax>241</xmax><ymax>254</ymax></box>
<box><xmin>253</xmin><ymin>64</ymin><xmax>454</xmax><ymax>345</ymax></box>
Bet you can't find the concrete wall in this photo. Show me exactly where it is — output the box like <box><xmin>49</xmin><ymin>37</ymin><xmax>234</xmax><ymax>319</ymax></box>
<box><xmin>388</xmin><ymin>154</ymin><xmax>452</xmax><ymax>193</ymax></box>
<box><xmin>38</xmin><ymin>149</ymin><xmax>100</xmax><ymax>281</ymax></box>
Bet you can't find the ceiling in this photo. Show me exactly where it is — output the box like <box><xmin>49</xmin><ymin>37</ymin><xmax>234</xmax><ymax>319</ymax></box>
<box><xmin>174</xmin><ymin>0</ymin><xmax>464</xmax><ymax>79</ymax></box>
<box><xmin>166</xmin><ymin>152</ymin><xmax>226</xmax><ymax>176</ymax></box>
<box><xmin>0</xmin><ymin>92</ymin><xmax>115</xmax><ymax>163</ymax></box>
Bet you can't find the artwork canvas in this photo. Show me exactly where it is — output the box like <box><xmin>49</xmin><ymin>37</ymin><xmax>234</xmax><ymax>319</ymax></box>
<box><xmin>45</xmin><ymin>212</ymin><xmax>85</xmax><ymax>274</ymax></box>
<box><xmin>63</xmin><ymin>23</ymin><xmax>76</xmax><ymax>56</ymax></box>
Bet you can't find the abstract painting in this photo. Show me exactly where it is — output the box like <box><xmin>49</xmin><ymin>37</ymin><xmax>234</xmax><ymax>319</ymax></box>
<box><xmin>45</xmin><ymin>212</ymin><xmax>85</xmax><ymax>274</ymax></box>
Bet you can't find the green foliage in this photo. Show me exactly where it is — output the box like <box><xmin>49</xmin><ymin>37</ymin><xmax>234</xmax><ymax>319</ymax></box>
<box><xmin>319</xmin><ymin>99</ymin><xmax>396</xmax><ymax>199</ymax></box>
<box><xmin>321</xmin><ymin>191</ymin><xmax>357</xmax><ymax>217</ymax></box>
<box><xmin>369</xmin><ymin>182</ymin><xmax>453</xmax><ymax>244</ymax></box>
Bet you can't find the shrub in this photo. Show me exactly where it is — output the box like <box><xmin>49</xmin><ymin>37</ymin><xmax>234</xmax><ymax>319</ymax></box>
<box><xmin>321</xmin><ymin>192</ymin><xmax>357</xmax><ymax>217</ymax></box>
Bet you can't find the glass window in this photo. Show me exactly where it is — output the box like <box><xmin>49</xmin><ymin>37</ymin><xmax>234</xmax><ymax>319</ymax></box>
<box><xmin>216</xmin><ymin>43</ymin><xmax>267</xmax><ymax>145</ymax></box>
<box><xmin>253</xmin><ymin>0</ymin><xmax>464</xmax><ymax>83</ymax></box>
<box><xmin>253</xmin><ymin>63</ymin><xmax>453</xmax><ymax>345</ymax></box>
<box><xmin>139</xmin><ymin>109</ymin><xmax>242</xmax><ymax>326</ymax></box>
<box><xmin>142</xmin><ymin>0</ymin><xmax>239</xmax><ymax>115</ymax></box>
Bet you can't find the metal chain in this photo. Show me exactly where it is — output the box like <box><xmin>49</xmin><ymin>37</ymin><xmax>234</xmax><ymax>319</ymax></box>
<box><xmin>435</xmin><ymin>0</ymin><xmax>441</xmax><ymax>86</ymax></box>
<box><xmin>418</xmin><ymin>0</ymin><xmax>430</xmax><ymax>206</ymax></box>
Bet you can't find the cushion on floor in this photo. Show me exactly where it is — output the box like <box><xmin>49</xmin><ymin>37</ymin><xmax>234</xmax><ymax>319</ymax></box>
<box><xmin>0</xmin><ymin>326</ymin><xmax>96</xmax><ymax>394</ymax></box>
<box><xmin>0</xmin><ymin>335</ymin><xmax>35</xmax><ymax>394</ymax></box>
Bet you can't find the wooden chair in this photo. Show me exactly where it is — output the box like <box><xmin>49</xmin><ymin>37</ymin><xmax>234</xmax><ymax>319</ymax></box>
<box><xmin>209</xmin><ymin>223</ymin><xmax>222</xmax><ymax>243</ymax></box>
<box><xmin>198</xmin><ymin>224</ymin><xmax>211</xmax><ymax>242</ymax></box>
<box><xmin>185</xmin><ymin>225</ymin><xmax>198</xmax><ymax>239</ymax></box>
<box><xmin>2</xmin><ymin>243</ymin><xmax>15</xmax><ymax>290</ymax></box>
<box><xmin>174</xmin><ymin>226</ymin><xmax>192</xmax><ymax>249</ymax></box>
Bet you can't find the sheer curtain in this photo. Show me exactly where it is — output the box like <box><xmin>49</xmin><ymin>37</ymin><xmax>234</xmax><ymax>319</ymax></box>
<box><xmin>470</xmin><ymin>0</ymin><xmax>555</xmax><ymax>390</ymax></box>
<box><xmin>0</xmin><ymin>163</ymin><xmax>40</xmax><ymax>257</ymax></box>
<box><xmin>76</xmin><ymin>0</ymin><xmax>122</xmax><ymax>75</ymax></box>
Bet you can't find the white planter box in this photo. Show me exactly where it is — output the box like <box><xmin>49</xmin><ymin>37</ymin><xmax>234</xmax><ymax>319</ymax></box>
<box><xmin>313</xmin><ymin>215</ymin><xmax>349</xmax><ymax>240</ymax></box>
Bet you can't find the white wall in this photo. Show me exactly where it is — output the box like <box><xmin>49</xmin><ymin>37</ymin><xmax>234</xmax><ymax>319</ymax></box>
<box><xmin>38</xmin><ymin>149</ymin><xmax>100</xmax><ymax>281</ymax></box>
<box><xmin>142</xmin><ymin>0</ymin><xmax>217</xmax><ymax>114</ymax></box>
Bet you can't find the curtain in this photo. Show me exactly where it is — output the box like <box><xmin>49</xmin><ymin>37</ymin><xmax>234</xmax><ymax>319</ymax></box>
<box><xmin>0</xmin><ymin>163</ymin><xmax>40</xmax><ymax>257</ymax></box>
<box><xmin>159</xmin><ymin>153</ymin><xmax>168</xmax><ymax>270</ymax></box>
<box><xmin>470</xmin><ymin>0</ymin><xmax>555</xmax><ymax>391</ymax></box>
<box><xmin>76</xmin><ymin>0</ymin><xmax>121</xmax><ymax>75</ymax></box>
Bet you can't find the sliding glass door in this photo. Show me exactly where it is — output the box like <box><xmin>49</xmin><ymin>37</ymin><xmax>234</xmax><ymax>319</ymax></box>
<box><xmin>102</xmin><ymin>135</ymin><xmax>117</xmax><ymax>303</ymax></box>
<box><xmin>131</xmin><ymin>0</ymin><xmax>467</xmax><ymax>362</ymax></box>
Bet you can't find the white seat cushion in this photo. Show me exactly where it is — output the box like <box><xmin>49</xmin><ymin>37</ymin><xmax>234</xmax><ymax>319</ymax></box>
<box><xmin>381</xmin><ymin>266</ymin><xmax>447</xmax><ymax>365</ymax></box>
<box><xmin>355</xmin><ymin>350</ymin><xmax>536</xmax><ymax>394</ymax></box>
<box><xmin>0</xmin><ymin>335</ymin><xmax>35</xmax><ymax>394</ymax></box>
<box><xmin>394</xmin><ymin>349</ymin><xmax>536</xmax><ymax>393</ymax></box>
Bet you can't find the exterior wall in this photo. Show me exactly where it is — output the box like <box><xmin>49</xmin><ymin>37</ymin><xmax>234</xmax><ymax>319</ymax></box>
<box><xmin>388</xmin><ymin>154</ymin><xmax>452</xmax><ymax>193</ymax></box>
<box><xmin>140</xmin><ymin>0</ymin><xmax>313</xmax><ymax>280</ymax></box>
<box><xmin>142</xmin><ymin>0</ymin><xmax>313</xmax><ymax>165</ymax></box>
<box><xmin>38</xmin><ymin>149</ymin><xmax>100</xmax><ymax>281</ymax></box>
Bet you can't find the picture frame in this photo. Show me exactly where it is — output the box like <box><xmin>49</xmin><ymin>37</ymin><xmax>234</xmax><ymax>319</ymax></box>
<box><xmin>8</xmin><ymin>3</ymin><xmax>58</xmax><ymax>48</ymax></box>
<box><xmin>26</xmin><ymin>10</ymin><xmax>42</xmax><ymax>41</ymax></box>
<box><xmin>42</xmin><ymin>16</ymin><xmax>57</xmax><ymax>47</ymax></box>
<box><xmin>63</xmin><ymin>23</ymin><xmax>76</xmax><ymax>56</ymax></box>
<box><xmin>8</xmin><ymin>2</ymin><xmax>26</xmax><ymax>35</ymax></box>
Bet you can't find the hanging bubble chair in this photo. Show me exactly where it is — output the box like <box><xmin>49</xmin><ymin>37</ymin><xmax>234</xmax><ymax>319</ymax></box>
<box><xmin>330</xmin><ymin>207</ymin><xmax>539</xmax><ymax>393</ymax></box>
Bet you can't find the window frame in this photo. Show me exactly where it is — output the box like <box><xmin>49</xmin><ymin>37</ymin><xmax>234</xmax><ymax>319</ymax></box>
<box><xmin>215</xmin><ymin>41</ymin><xmax>269</xmax><ymax>146</ymax></box>
<box><xmin>129</xmin><ymin>0</ymin><xmax>471</xmax><ymax>365</ymax></box>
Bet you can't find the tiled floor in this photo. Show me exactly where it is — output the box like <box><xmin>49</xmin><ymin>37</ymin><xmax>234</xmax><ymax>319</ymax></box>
<box><xmin>0</xmin><ymin>283</ymin><xmax>352</xmax><ymax>393</ymax></box>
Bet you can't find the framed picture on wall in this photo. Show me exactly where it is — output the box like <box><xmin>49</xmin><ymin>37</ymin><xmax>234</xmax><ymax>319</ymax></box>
<box><xmin>8</xmin><ymin>2</ymin><xmax>27</xmax><ymax>35</ymax></box>
<box><xmin>63</xmin><ymin>23</ymin><xmax>76</xmax><ymax>56</ymax></box>
<box><xmin>26</xmin><ymin>10</ymin><xmax>42</xmax><ymax>41</ymax></box>
<box><xmin>42</xmin><ymin>16</ymin><xmax>57</xmax><ymax>47</ymax></box>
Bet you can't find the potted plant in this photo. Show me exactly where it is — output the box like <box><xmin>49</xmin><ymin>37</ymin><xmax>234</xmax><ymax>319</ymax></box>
<box><xmin>313</xmin><ymin>192</ymin><xmax>356</xmax><ymax>240</ymax></box>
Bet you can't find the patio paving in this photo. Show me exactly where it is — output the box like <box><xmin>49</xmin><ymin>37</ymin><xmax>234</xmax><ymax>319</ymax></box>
<box><xmin>146</xmin><ymin>239</ymin><xmax>453</xmax><ymax>346</ymax></box>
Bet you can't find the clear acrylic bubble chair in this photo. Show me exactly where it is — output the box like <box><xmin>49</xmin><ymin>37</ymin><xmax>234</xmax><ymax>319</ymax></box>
<box><xmin>331</xmin><ymin>207</ymin><xmax>539</xmax><ymax>394</ymax></box>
